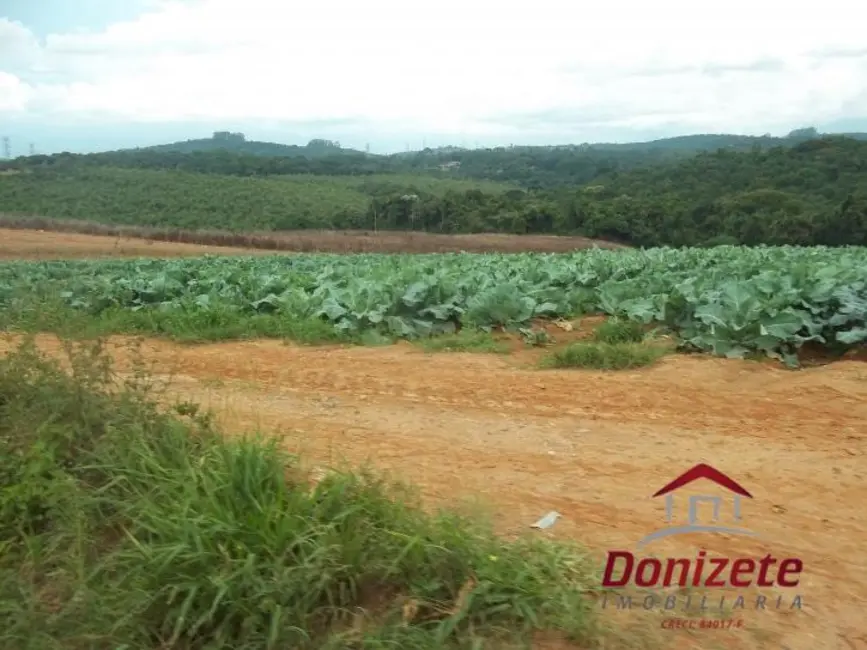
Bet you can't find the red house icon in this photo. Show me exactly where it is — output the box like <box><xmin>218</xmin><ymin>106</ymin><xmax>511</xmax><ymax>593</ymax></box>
<box><xmin>652</xmin><ymin>463</ymin><xmax>753</xmax><ymax>499</ymax></box>
<box><xmin>637</xmin><ymin>464</ymin><xmax>757</xmax><ymax>547</ymax></box>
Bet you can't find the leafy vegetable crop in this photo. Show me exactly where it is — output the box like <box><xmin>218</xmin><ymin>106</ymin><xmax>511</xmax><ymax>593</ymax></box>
<box><xmin>1</xmin><ymin>246</ymin><xmax>864</xmax><ymax>366</ymax></box>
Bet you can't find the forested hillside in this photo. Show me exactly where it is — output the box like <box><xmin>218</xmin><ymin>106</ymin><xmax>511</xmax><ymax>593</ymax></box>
<box><xmin>133</xmin><ymin>133</ymin><xmax>363</xmax><ymax>158</ymax></box>
<box><xmin>12</xmin><ymin>126</ymin><xmax>866</xmax><ymax>189</ymax></box>
<box><xmin>558</xmin><ymin>136</ymin><xmax>867</xmax><ymax>246</ymax></box>
<box><xmin>390</xmin><ymin>128</ymin><xmax>858</xmax><ymax>187</ymax></box>
<box><xmin>1</xmin><ymin>135</ymin><xmax>865</xmax><ymax>247</ymax></box>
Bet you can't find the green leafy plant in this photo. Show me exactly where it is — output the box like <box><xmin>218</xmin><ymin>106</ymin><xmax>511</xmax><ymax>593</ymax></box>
<box><xmin>1</xmin><ymin>245</ymin><xmax>865</xmax><ymax>365</ymax></box>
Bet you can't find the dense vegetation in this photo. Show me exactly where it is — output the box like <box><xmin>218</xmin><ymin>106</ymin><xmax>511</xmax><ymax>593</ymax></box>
<box><xmin>0</xmin><ymin>168</ymin><xmax>513</xmax><ymax>232</ymax></box>
<box><xmin>2</xmin><ymin>246</ymin><xmax>865</xmax><ymax>366</ymax></box>
<box><xmin>2</xmin><ymin>134</ymin><xmax>867</xmax><ymax>246</ymax></box>
<box><xmin>140</xmin><ymin>133</ymin><xmax>356</xmax><ymax>158</ymax></box>
<box><xmin>0</xmin><ymin>337</ymin><xmax>599</xmax><ymax>648</ymax></box>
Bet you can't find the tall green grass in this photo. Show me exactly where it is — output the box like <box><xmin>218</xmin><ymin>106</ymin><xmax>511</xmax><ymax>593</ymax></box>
<box><xmin>540</xmin><ymin>342</ymin><xmax>667</xmax><ymax>370</ymax></box>
<box><xmin>0</xmin><ymin>336</ymin><xmax>601</xmax><ymax>649</ymax></box>
<box><xmin>0</xmin><ymin>298</ymin><xmax>352</xmax><ymax>344</ymax></box>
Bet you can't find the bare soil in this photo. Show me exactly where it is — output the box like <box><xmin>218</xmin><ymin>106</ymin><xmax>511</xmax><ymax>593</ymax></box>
<box><xmin>0</xmin><ymin>228</ymin><xmax>263</xmax><ymax>260</ymax></box>
<box><xmin>0</xmin><ymin>218</ymin><xmax>628</xmax><ymax>257</ymax></box>
<box><xmin>3</xmin><ymin>333</ymin><xmax>865</xmax><ymax>650</ymax></box>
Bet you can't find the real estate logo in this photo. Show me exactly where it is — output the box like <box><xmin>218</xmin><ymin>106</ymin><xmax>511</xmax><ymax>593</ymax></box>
<box><xmin>599</xmin><ymin>463</ymin><xmax>804</xmax><ymax>624</ymax></box>
<box><xmin>637</xmin><ymin>463</ymin><xmax>757</xmax><ymax>547</ymax></box>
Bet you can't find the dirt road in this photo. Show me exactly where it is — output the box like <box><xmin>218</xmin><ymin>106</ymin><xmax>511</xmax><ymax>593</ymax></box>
<box><xmin>4</xmin><ymin>335</ymin><xmax>866</xmax><ymax>649</ymax></box>
<box><xmin>0</xmin><ymin>225</ymin><xmax>626</xmax><ymax>260</ymax></box>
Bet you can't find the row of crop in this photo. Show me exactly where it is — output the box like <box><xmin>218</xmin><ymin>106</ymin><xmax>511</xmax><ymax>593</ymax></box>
<box><xmin>0</xmin><ymin>247</ymin><xmax>864</xmax><ymax>364</ymax></box>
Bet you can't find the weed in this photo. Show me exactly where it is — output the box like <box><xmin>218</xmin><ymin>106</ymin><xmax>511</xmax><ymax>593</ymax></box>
<box><xmin>592</xmin><ymin>319</ymin><xmax>645</xmax><ymax>345</ymax></box>
<box><xmin>418</xmin><ymin>330</ymin><xmax>510</xmax><ymax>354</ymax></box>
<box><xmin>518</xmin><ymin>327</ymin><xmax>554</xmax><ymax>347</ymax></box>
<box><xmin>0</xmin><ymin>298</ymin><xmax>354</xmax><ymax>346</ymax></box>
<box><xmin>540</xmin><ymin>342</ymin><xmax>667</xmax><ymax>370</ymax></box>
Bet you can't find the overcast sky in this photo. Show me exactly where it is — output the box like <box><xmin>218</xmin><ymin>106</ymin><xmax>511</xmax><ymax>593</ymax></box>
<box><xmin>2</xmin><ymin>0</ymin><xmax>866</xmax><ymax>154</ymax></box>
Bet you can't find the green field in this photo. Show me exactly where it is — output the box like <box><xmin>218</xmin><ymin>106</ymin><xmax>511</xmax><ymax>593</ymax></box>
<box><xmin>2</xmin><ymin>246</ymin><xmax>864</xmax><ymax>366</ymax></box>
<box><xmin>0</xmin><ymin>168</ymin><xmax>516</xmax><ymax>232</ymax></box>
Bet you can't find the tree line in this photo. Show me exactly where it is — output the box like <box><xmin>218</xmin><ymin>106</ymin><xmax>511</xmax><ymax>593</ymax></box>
<box><xmin>1</xmin><ymin>135</ymin><xmax>865</xmax><ymax>247</ymax></box>
<box><xmin>9</xmin><ymin>127</ymin><xmax>865</xmax><ymax>189</ymax></box>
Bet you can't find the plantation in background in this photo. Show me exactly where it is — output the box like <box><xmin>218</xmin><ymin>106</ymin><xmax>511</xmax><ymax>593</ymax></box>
<box><xmin>2</xmin><ymin>246</ymin><xmax>865</xmax><ymax>366</ymax></box>
<box><xmin>0</xmin><ymin>167</ymin><xmax>515</xmax><ymax>232</ymax></box>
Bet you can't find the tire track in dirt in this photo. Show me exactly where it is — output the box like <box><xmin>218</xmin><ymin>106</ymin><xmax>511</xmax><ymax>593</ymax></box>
<box><xmin>3</xmin><ymin>334</ymin><xmax>866</xmax><ymax>650</ymax></box>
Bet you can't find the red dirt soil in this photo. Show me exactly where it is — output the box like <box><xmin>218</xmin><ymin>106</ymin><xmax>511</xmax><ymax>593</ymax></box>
<box><xmin>0</xmin><ymin>228</ymin><xmax>262</xmax><ymax>260</ymax></box>
<box><xmin>0</xmin><ymin>223</ymin><xmax>627</xmax><ymax>258</ymax></box>
<box><xmin>2</xmin><ymin>334</ymin><xmax>865</xmax><ymax>650</ymax></box>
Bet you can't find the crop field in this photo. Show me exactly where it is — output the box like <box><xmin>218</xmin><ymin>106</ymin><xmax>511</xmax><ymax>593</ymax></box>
<box><xmin>2</xmin><ymin>236</ymin><xmax>866</xmax><ymax>649</ymax></box>
<box><xmin>2</xmin><ymin>244</ymin><xmax>865</xmax><ymax>365</ymax></box>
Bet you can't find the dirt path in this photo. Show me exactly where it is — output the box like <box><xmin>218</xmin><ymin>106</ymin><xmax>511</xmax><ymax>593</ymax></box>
<box><xmin>0</xmin><ymin>227</ymin><xmax>260</xmax><ymax>259</ymax></box>
<box><xmin>3</xmin><ymin>335</ymin><xmax>866</xmax><ymax>649</ymax></box>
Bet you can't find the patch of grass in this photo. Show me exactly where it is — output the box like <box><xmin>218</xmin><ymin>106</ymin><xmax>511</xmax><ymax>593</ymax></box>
<box><xmin>103</xmin><ymin>307</ymin><xmax>349</xmax><ymax>344</ymax></box>
<box><xmin>0</xmin><ymin>336</ymin><xmax>602</xmax><ymax>649</ymax></box>
<box><xmin>0</xmin><ymin>298</ymin><xmax>354</xmax><ymax>345</ymax></box>
<box><xmin>592</xmin><ymin>319</ymin><xmax>645</xmax><ymax>344</ymax></box>
<box><xmin>540</xmin><ymin>341</ymin><xmax>667</xmax><ymax>370</ymax></box>
<box><xmin>417</xmin><ymin>330</ymin><xmax>510</xmax><ymax>354</ymax></box>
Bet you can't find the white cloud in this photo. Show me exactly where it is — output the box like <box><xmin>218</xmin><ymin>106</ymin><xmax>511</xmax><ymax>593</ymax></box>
<box><xmin>0</xmin><ymin>72</ymin><xmax>32</xmax><ymax>111</ymax></box>
<box><xmin>2</xmin><ymin>0</ymin><xmax>867</xmax><ymax>140</ymax></box>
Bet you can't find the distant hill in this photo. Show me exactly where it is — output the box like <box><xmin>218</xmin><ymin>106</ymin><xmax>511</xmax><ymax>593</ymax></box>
<box><xmin>71</xmin><ymin>126</ymin><xmax>864</xmax><ymax>189</ymax></box>
<box><xmin>131</xmin><ymin>132</ymin><xmax>370</xmax><ymax>158</ymax></box>
<box><xmin>383</xmin><ymin>127</ymin><xmax>867</xmax><ymax>187</ymax></box>
<box><xmin>120</xmin><ymin>126</ymin><xmax>867</xmax><ymax>164</ymax></box>
<box><xmin>7</xmin><ymin>126</ymin><xmax>867</xmax><ymax>191</ymax></box>
<box><xmin>395</xmin><ymin>127</ymin><xmax>867</xmax><ymax>156</ymax></box>
<box><xmin>575</xmin><ymin>128</ymin><xmax>859</xmax><ymax>152</ymax></box>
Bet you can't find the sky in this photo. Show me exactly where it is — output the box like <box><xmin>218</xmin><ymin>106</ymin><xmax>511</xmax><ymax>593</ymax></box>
<box><xmin>2</xmin><ymin>0</ymin><xmax>867</xmax><ymax>155</ymax></box>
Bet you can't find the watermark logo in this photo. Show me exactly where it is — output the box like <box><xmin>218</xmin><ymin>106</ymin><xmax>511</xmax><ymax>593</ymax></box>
<box><xmin>599</xmin><ymin>463</ymin><xmax>804</xmax><ymax>623</ymax></box>
<box><xmin>637</xmin><ymin>462</ymin><xmax>757</xmax><ymax>547</ymax></box>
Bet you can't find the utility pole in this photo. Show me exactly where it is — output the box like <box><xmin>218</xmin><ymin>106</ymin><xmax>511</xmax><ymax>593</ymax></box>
<box><xmin>1</xmin><ymin>137</ymin><xmax>10</xmax><ymax>159</ymax></box>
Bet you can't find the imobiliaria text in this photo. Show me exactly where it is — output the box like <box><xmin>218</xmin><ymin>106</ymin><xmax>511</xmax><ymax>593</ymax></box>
<box><xmin>600</xmin><ymin>464</ymin><xmax>805</xmax><ymax>617</ymax></box>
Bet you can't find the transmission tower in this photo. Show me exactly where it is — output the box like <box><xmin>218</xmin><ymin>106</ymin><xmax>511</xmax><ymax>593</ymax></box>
<box><xmin>29</xmin><ymin>143</ymin><xmax>35</xmax><ymax>156</ymax></box>
<box><xmin>1</xmin><ymin>137</ymin><xmax>10</xmax><ymax>159</ymax></box>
